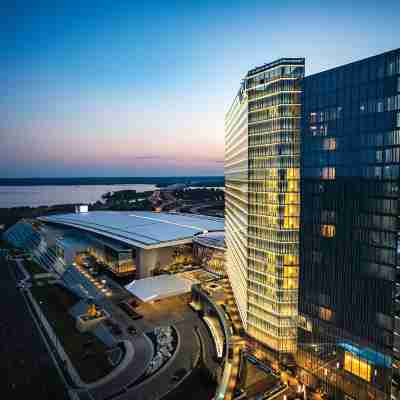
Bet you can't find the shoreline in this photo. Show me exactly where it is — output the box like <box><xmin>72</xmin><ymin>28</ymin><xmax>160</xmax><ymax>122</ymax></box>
<box><xmin>0</xmin><ymin>186</ymin><xmax>225</xmax><ymax>231</ymax></box>
<box><xmin>0</xmin><ymin>177</ymin><xmax>224</xmax><ymax>187</ymax></box>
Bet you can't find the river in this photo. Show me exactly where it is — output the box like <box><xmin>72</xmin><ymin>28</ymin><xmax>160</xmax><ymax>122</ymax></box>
<box><xmin>0</xmin><ymin>184</ymin><xmax>157</xmax><ymax>208</ymax></box>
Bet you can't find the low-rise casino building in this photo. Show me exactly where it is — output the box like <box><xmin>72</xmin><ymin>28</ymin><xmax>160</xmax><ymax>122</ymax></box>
<box><xmin>4</xmin><ymin>210</ymin><xmax>224</xmax><ymax>279</ymax></box>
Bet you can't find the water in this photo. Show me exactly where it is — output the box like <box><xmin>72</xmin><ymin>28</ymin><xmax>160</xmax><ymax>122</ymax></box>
<box><xmin>0</xmin><ymin>184</ymin><xmax>157</xmax><ymax>208</ymax></box>
<box><xmin>187</xmin><ymin>186</ymin><xmax>225</xmax><ymax>190</ymax></box>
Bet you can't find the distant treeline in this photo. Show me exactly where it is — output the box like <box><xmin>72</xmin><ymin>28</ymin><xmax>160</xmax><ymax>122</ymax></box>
<box><xmin>0</xmin><ymin>176</ymin><xmax>225</xmax><ymax>187</ymax></box>
<box><xmin>0</xmin><ymin>204</ymin><xmax>76</xmax><ymax>231</ymax></box>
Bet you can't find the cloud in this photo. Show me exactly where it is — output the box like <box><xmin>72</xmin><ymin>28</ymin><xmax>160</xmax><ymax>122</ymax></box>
<box><xmin>134</xmin><ymin>155</ymin><xmax>164</xmax><ymax>160</ymax></box>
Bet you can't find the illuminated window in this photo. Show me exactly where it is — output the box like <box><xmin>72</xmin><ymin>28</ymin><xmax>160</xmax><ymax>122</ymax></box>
<box><xmin>310</xmin><ymin>112</ymin><xmax>317</xmax><ymax>123</ymax></box>
<box><xmin>284</xmin><ymin>205</ymin><xmax>299</xmax><ymax>216</ymax></box>
<box><xmin>287</xmin><ymin>168</ymin><xmax>299</xmax><ymax>178</ymax></box>
<box><xmin>288</xmin><ymin>180</ymin><xmax>299</xmax><ymax>192</ymax></box>
<box><xmin>322</xmin><ymin>167</ymin><xmax>336</xmax><ymax>180</ymax></box>
<box><xmin>319</xmin><ymin>124</ymin><xmax>328</xmax><ymax>136</ymax></box>
<box><xmin>281</xmin><ymin>305</ymin><xmax>296</xmax><ymax>317</ymax></box>
<box><xmin>323</xmin><ymin>138</ymin><xmax>336</xmax><ymax>150</ymax></box>
<box><xmin>268</xmin><ymin>169</ymin><xmax>278</xmax><ymax>178</ymax></box>
<box><xmin>310</xmin><ymin>125</ymin><xmax>318</xmax><ymax>136</ymax></box>
<box><xmin>284</xmin><ymin>217</ymin><xmax>299</xmax><ymax>229</ymax></box>
<box><xmin>284</xmin><ymin>266</ymin><xmax>298</xmax><ymax>278</ymax></box>
<box><xmin>321</xmin><ymin>224</ymin><xmax>335</xmax><ymax>237</ymax></box>
<box><xmin>285</xmin><ymin>193</ymin><xmax>299</xmax><ymax>204</ymax></box>
<box><xmin>284</xmin><ymin>255</ymin><xmax>298</xmax><ymax>266</ymax></box>
<box><xmin>319</xmin><ymin>306</ymin><xmax>333</xmax><ymax>321</ymax></box>
<box><xmin>344</xmin><ymin>352</ymin><xmax>372</xmax><ymax>382</ymax></box>
<box><xmin>282</xmin><ymin>278</ymin><xmax>298</xmax><ymax>289</ymax></box>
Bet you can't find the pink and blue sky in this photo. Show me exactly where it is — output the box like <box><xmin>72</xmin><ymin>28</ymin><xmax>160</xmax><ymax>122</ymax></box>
<box><xmin>1</xmin><ymin>0</ymin><xmax>399</xmax><ymax>177</ymax></box>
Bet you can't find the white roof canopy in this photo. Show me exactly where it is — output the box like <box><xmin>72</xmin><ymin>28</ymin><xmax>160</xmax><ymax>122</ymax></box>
<box><xmin>39</xmin><ymin>211</ymin><xmax>224</xmax><ymax>249</ymax></box>
<box><xmin>125</xmin><ymin>274</ymin><xmax>193</xmax><ymax>302</ymax></box>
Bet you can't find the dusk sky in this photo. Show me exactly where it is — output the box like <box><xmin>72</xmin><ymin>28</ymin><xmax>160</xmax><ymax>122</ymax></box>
<box><xmin>2</xmin><ymin>0</ymin><xmax>399</xmax><ymax>178</ymax></box>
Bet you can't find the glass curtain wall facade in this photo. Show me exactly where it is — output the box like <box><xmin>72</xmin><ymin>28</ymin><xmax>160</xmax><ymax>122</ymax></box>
<box><xmin>298</xmin><ymin>48</ymin><xmax>400</xmax><ymax>399</ymax></box>
<box><xmin>225</xmin><ymin>58</ymin><xmax>304</xmax><ymax>354</ymax></box>
<box><xmin>246</xmin><ymin>59</ymin><xmax>304</xmax><ymax>354</ymax></box>
<box><xmin>225</xmin><ymin>85</ymin><xmax>249</xmax><ymax>327</ymax></box>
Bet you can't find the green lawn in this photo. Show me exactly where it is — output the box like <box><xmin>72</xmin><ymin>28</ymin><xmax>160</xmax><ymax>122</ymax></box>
<box><xmin>31</xmin><ymin>284</ymin><xmax>114</xmax><ymax>383</ymax></box>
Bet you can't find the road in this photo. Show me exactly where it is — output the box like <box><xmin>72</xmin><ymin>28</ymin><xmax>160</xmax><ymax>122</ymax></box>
<box><xmin>0</xmin><ymin>255</ymin><xmax>70</xmax><ymax>399</ymax></box>
<box><xmin>98</xmin><ymin>296</ymin><xmax>218</xmax><ymax>400</ymax></box>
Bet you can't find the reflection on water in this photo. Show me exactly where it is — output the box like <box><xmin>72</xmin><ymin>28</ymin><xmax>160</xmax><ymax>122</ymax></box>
<box><xmin>0</xmin><ymin>184</ymin><xmax>157</xmax><ymax>208</ymax></box>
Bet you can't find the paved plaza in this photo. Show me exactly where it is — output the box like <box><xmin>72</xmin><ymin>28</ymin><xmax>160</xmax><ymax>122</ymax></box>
<box><xmin>96</xmin><ymin>294</ymin><xmax>218</xmax><ymax>400</ymax></box>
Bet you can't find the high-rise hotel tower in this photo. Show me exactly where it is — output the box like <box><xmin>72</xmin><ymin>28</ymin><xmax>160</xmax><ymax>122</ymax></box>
<box><xmin>298</xmin><ymin>48</ymin><xmax>400</xmax><ymax>400</ymax></box>
<box><xmin>225</xmin><ymin>58</ymin><xmax>305</xmax><ymax>354</ymax></box>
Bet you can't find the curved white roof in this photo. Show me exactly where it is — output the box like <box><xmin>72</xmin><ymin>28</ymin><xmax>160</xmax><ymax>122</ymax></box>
<box><xmin>39</xmin><ymin>211</ymin><xmax>224</xmax><ymax>249</ymax></box>
<box><xmin>125</xmin><ymin>274</ymin><xmax>193</xmax><ymax>302</ymax></box>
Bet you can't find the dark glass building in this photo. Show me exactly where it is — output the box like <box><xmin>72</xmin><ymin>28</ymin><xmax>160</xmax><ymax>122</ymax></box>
<box><xmin>298</xmin><ymin>49</ymin><xmax>400</xmax><ymax>399</ymax></box>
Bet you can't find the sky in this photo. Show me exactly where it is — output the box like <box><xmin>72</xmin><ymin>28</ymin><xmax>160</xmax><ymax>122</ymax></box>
<box><xmin>1</xmin><ymin>0</ymin><xmax>399</xmax><ymax>178</ymax></box>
